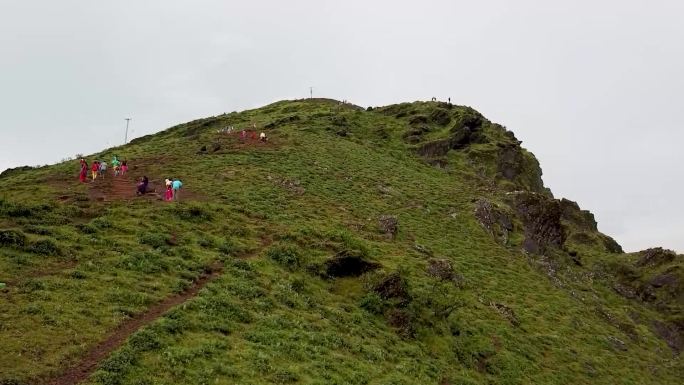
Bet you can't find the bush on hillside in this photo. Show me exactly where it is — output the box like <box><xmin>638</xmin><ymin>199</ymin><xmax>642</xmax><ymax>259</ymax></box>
<box><xmin>171</xmin><ymin>204</ymin><xmax>213</xmax><ymax>222</ymax></box>
<box><xmin>28</xmin><ymin>239</ymin><xmax>61</xmax><ymax>256</ymax></box>
<box><xmin>139</xmin><ymin>233</ymin><xmax>172</xmax><ymax>249</ymax></box>
<box><xmin>266</xmin><ymin>244</ymin><xmax>304</xmax><ymax>271</ymax></box>
<box><xmin>0</xmin><ymin>230</ymin><xmax>27</xmax><ymax>248</ymax></box>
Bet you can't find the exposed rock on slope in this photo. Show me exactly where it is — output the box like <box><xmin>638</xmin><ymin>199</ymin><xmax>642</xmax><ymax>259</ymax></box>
<box><xmin>508</xmin><ymin>191</ymin><xmax>565</xmax><ymax>254</ymax></box>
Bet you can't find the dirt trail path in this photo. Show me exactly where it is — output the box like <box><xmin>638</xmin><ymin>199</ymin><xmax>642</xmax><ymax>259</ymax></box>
<box><xmin>44</xmin><ymin>264</ymin><xmax>222</xmax><ymax>385</ymax></box>
<box><xmin>89</xmin><ymin>172</ymin><xmax>138</xmax><ymax>202</ymax></box>
<box><xmin>43</xmin><ymin>241</ymin><xmax>266</xmax><ymax>385</ymax></box>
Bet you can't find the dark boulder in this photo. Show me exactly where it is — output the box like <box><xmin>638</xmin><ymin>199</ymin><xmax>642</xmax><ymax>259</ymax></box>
<box><xmin>324</xmin><ymin>251</ymin><xmax>380</xmax><ymax>278</ymax></box>
<box><xmin>508</xmin><ymin>192</ymin><xmax>565</xmax><ymax>254</ymax></box>
<box><xmin>373</xmin><ymin>272</ymin><xmax>411</xmax><ymax>306</ymax></box>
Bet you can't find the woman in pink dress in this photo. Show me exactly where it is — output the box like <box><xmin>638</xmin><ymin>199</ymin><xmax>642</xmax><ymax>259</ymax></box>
<box><xmin>79</xmin><ymin>159</ymin><xmax>88</xmax><ymax>183</ymax></box>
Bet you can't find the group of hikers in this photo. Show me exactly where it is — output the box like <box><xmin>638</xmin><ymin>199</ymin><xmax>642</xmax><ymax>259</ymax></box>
<box><xmin>76</xmin><ymin>122</ymin><xmax>270</xmax><ymax>200</ymax></box>
<box><xmin>134</xmin><ymin>176</ymin><xmax>183</xmax><ymax>201</ymax></box>
<box><xmin>78</xmin><ymin>156</ymin><xmax>183</xmax><ymax>201</ymax></box>
<box><xmin>217</xmin><ymin>124</ymin><xmax>268</xmax><ymax>142</ymax></box>
<box><xmin>78</xmin><ymin>156</ymin><xmax>127</xmax><ymax>183</ymax></box>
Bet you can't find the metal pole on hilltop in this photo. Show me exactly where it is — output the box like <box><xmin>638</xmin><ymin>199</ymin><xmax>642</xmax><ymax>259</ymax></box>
<box><xmin>309</xmin><ymin>87</ymin><xmax>313</xmax><ymax>99</ymax></box>
<box><xmin>124</xmin><ymin>118</ymin><xmax>131</xmax><ymax>144</ymax></box>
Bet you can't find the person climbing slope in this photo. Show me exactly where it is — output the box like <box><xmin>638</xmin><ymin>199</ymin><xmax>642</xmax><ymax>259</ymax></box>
<box><xmin>79</xmin><ymin>159</ymin><xmax>88</xmax><ymax>183</ymax></box>
<box><xmin>171</xmin><ymin>178</ymin><xmax>183</xmax><ymax>201</ymax></box>
<box><xmin>136</xmin><ymin>176</ymin><xmax>149</xmax><ymax>196</ymax></box>
<box><xmin>91</xmin><ymin>161</ymin><xmax>99</xmax><ymax>182</ymax></box>
<box><xmin>111</xmin><ymin>156</ymin><xmax>121</xmax><ymax>176</ymax></box>
<box><xmin>99</xmin><ymin>160</ymin><xmax>107</xmax><ymax>179</ymax></box>
<box><xmin>121</xmin><ymin>160</ymin><xmax>128</xmax><ymax>176</ymax></box>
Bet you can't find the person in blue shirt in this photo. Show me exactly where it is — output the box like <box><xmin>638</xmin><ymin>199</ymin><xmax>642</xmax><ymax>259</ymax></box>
<box><xmin>172</xmin><ymin>179</ymin><xmax>183</xmax><ymax>201</ymax></box>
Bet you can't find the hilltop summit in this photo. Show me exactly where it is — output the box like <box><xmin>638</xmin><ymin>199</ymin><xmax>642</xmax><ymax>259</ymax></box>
<box><xmin>0</xmin><ymin>99</ymin><xmax>681</xmax><ymax>385</ymax></box>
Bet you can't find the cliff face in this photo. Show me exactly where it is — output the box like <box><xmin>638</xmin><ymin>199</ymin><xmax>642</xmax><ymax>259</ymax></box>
<box><xmin>0</xmin><ymin>99</ymin><xmax>681</xmax><ymax>385</ymax></box>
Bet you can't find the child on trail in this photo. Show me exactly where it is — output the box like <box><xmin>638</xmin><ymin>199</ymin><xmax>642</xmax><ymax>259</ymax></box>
<box><xmin>240</xmin><ymin>130</ymin><xmax>247</xmax><ymax>141</ymax></box>
<box><xmin>251</xmin><ymin>131</ymin><xmax>257</xmax><ymax>140</ymax></box>
<box><xmin>171</xmin><ymin>178</ymin><xmax>183</xmax><ymax>201</ymax></box>
<box><xmin>136</xmin><ymin>176</ymin><xmax>149</xmax><ymax>196</ymax></box>
<box><xmin>121</xmin><ymin>160</ymin><xmax>128</xmax><ymax>175</ymax></box>
<box><xmin>91</xmin><ymin>161</ymin><xmax>100</xmax><ymax>182</ymax></box>
<box><xmin>99</xmin><ymin>161</ymin><xmax>107</xmax><ymax>179</ymax></box>
<box><xmin>79</xmin><ymin>159</ymin><xmax>88</xmax><ymax>183</ymax></box>
<box><xmin>259</xmin><ymin>132</ymin><xmax>267</xmax><ymax>142</ymax></box>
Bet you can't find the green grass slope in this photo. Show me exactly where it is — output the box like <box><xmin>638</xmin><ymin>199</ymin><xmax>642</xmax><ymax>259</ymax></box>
<box><xmin>0</xmin><ymin>99</ymin><xmax>681</xmax><ymax>385</ymax></box>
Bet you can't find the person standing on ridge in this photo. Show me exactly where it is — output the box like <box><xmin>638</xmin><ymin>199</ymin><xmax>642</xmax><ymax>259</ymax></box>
<box><xmin>171</xmin><ymin>178</ymin><xmax>183</xmax><ymax>201</ymax></box>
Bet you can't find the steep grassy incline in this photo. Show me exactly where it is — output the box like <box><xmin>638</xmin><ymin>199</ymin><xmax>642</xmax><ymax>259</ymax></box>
<box><xmin>0</xmin><ymin>99</ymin><xmax>681</xmax><ymax>385</ymax></box>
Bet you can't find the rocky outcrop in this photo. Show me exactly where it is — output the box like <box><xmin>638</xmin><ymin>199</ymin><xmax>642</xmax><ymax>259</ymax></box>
<box><xmin>474</xmin><ymin>199</ymin><xmax>514</xmax><ymax>245</ymax></box>
<box><xmin>378</xmin><ymin>215</ymin><xmax>398</xmax><ymax>239</ymax></box>
<box><xmin>559</xmin><ymin>198</ymin><xmax>598</xmax><ymax>231</ymax></box>
<box><xmin>416</xmin><ymin>126</ymin><xmax>474</xmax><ymax>158</ymax></box>
<box><xmin>496</xmin><ymin>144</ymin><xmax>547</xmax><ymax>194</ymax></box>
<box><xmin>508</xmin><ymin>192</ymin><xmax>565</xmax><ymax>254</ymax></box>
<box><xmin>429</xmin><ymin>108</ymin><xmax>451</xmax><ymax>126</ymax></box>
<box><xmin>600</xmin><ymin>234</ymin><xmax>624</xmax><ymax>254</ymax></box>
<box><xmin>497</xmin><ymin>143</ymin><xmax>525</xmax><ymax>181</ymax></box>
<box><xmin>373</xmin><ymin>272</ymin><xmax>411</xmax><ymax>306</ymax></box>
<box><xmin>651</xmin><ymin>320</ymin><xmax>683</xmax><ymax>354</ymax></box>
<box><xmin>427</xmin><ymin>258</ymin><xmax>463</xmax><ymax>283</ymax></box>
<box><xmin>636</xmin><ymin>247</ymin><xmax>677</xmax><ymax>268</ymax></box>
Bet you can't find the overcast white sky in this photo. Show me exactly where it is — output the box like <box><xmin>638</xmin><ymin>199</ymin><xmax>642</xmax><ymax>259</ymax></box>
<box><xmin>0</xmin><ymin>0</ymin><xmax>682</xmax><ymax>252</ymax></box>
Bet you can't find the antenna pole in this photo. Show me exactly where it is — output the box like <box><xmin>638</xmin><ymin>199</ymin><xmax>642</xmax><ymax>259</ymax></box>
<box><xmin>124</xmin><ymin>118</ymin><xmax>131</xmax><ymax>144</ymax></box>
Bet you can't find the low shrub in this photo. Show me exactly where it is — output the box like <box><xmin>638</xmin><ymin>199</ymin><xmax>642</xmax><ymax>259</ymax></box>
<box><xmin>266</xmin><ymin>244</ymin><xmax>304</xmax><ymax>270</ymax></box>
<box><xmin>28</xmin><ymin>239</ymin><xmax>61</xmax><ymax>256</ymax></box>
<box><xmin>139</xmin><ymin>233</ymin><xmax>171</xmax><ymax>249</ymax></box>
<box><xmin>0</xmin><ymin>230</ymin><xmax>27</xmax><ymax>248</ymax></box>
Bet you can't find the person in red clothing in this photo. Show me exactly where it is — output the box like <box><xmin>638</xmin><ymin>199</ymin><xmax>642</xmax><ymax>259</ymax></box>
<box><xmin>91</xmin><ymin>161</ymin><xmax>100</xmax><ymax>182</ymax></box>
<box><xmin>79</xmin><ymin>159</ymin><xmax>88</xmax><ymax>183</ymax></box>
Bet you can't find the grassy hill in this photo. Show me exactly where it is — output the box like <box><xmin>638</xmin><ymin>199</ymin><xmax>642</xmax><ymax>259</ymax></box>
<box><xmin>0</xmin><ymin>99</ymin><xmax>681</xmax><ymax>385</ymax></box>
